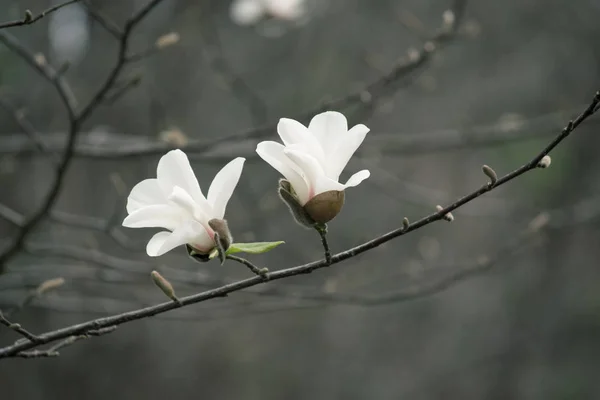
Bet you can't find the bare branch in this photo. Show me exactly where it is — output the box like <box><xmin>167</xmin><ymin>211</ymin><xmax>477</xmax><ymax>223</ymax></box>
<box><xmin>0</xmin><ymin>0</ymin><xmax>172</xmax><ymax>272</ymax></box>
<box><xmin>0</xmin><ymin>91</ymin><xmax>596</xmax><ymax>359</ymax></box>
<box><xmin>0</xmin><ymin>1</ymin><xmax>82</xmax><ymax>30</ymax></box>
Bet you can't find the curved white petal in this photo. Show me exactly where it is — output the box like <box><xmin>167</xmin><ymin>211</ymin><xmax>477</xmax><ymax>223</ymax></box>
<box><xmin>156</xmin><ymin>149</ymin><xmax>205</xmax><ymax>204</ymax></box>
<box><xmin>146</xmin><ymin>220</ymin><xmax>211</xmax><ymax>257</ymax></box>
<box><xmin>122</xmin><ymin>205</ymin><xmax>183</xmax><ymax>231</ymax></box>
<box><xmin>327</xmin><ymin>124</ymin><xmax>370</xmax><ymax>180</ymax></box>
<box><xmin>146</xmin><ymin>231</ymin><xmax>171</xmax><ymax>257</ymax></box>
<box><xmin>284</xmin><ymin>148</ymin><xmax>345</xmax><ymax>202</ymax></box>
<box><xmin>207</xmin><ymin>157</ymin><xmax>245</xmax><ymax>219</ymax></box>
<box><xmin>256</xmin><ymin>141</ymin><xmax>309</xmax><ymax>204</ymax></box>
<box><xmin>277</xmin><ymin>118</ymin><xmax>323</xmax><ymax>159</ymax></box>
<box><xmin>126</xmin><ymin>179</ymin><xmax>167</xmax><ymax>214</ymax></box>
<box><xmin>307</xmin><ymin>111</ymin><xmax>348</xmax><ymax>155</ymax></box>
<box><xmin>343</xmin><ymin>169</ymin><xmax>370</xmax><ymax>188</ymax></box>
<box><xmin>168</xmin><ymin>186</ymin><xmax>211</xmax><ymax>224</ymax></box>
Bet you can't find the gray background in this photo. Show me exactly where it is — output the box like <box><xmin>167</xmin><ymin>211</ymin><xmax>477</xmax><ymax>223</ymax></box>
<box><xmin>1</xmin><ymin>0</ymin><xmax>600</xmax><ymax>399</ymax></box>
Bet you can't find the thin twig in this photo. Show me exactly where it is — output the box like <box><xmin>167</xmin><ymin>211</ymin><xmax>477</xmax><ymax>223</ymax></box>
<box><xmin>0</xmin><ymin>311</ymin><xmax>40</xmax><ymax>343</ymax></box>
<box><xmin>315</xmin><ymin>224</ymin><xmax>332</xmax><ymax>264</ymax></box>
<box><xmin>1</xmin><ymin>91</ymin><xmax>596</xmax><ymax>359</ymax></box>
<box><xmin>0</xmin><ymin>0</ymin><xmax>82</xmax><ymax>30</ymax></box>
<box><xmin>226</xmin><ymin>254</ymin><xmax>269</xmax><ymax>278</ymax></box>
<box><xmin>0</xmin><ymin>0</ymin><xmax>171</xmax><ymax>272</ymax></box>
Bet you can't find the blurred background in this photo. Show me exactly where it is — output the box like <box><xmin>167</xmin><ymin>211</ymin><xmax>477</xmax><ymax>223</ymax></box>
<box><xmin>1</xmin><ymin>0</ymin><xmax>600</xmax><ymax>399</ymax></box>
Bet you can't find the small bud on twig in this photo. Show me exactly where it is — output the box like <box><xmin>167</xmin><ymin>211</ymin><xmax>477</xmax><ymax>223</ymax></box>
<box><xmin>442</xmin><ymin>10</ymin><xmax>455</xmax><ymax>27</ymax></box>
<box><xmin>537</xmin><ymin>155</ymin><xmax>551</xmax><ymax>169</ymax></box>
<box><xmin>436</xmin><ymin>205</ymin><xmax>454</xmax><ymax>222</ymax></box>
<box><xmin>528</xmin><ymin>212</ymin><xmax>550</xmax><ymax>233</ymax></box>
<box><xmin>402</xmin><ymin>217</ymin><xmax>410</xmax><ymax>230</ymax></box>
<box><xmin>150</xmin><ymin>271</ymin><xmax>178</xmax><ymax>302</ymax></box>
<box><xmin>155</xmin><ymin>32</ymin><xmax>180</xmax><ymax>49</ymax></box>
<box><xmin>23</xmin><ymin>10</ymin><xmax>33</xmax><ymax>23</ymax></box>
<box><xmin>482</xmin><ymin>164</ymin><xmax>497</xmax><ymax>186</ymax></box>
<box><xmin>35</xmin><ymin>277</ymin><xmax>65</xmax><ymax>296</ymax></box>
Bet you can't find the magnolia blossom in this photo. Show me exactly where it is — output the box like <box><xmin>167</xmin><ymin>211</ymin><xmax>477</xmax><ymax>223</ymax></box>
<box><xmin>230</xmin><ymin>0</ymin><xmax>306</xmax><ymax>26</ymax></box>
<box><xmin>123</xmin><ymin>150</ymin><xmax>245</xmax><ymax>257</ymax></box>
<box><xmin>256</xmin><ymin>111</ymin><xmax>370</xmax><ymax>208</ymax></box>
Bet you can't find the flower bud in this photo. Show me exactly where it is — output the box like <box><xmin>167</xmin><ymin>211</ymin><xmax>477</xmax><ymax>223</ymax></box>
<box><xmin>436</xmin><ymin>205</ymin><xmax>454</xmax><ymax>222</ymax></box>
<box><xmin>304</xmin><ymin>190</ymin><xmax>345</xmax><ymax>224</ymax></box>
<box><xmin>151</xmin><ymin>270</ymin><xmax>178</xmax><ymax>302</ymax></box>
<box><xmin>537</xmin><ymin>155</ymin><xmax>551</xmax><ymax>169</ymax></box>
<box><xmin>278</xmin><ymin>179</ymin><xmax>316</xmax><ymax>228</ymax></box>
<box><xmin>482</xmin><ymin>165</ymin><xmax>497</xmax><ymax>186</ymax></box>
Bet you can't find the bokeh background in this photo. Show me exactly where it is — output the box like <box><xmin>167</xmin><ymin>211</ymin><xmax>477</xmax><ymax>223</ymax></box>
<box><xmin>1</xmin><ymin>0</ymin><xmax>600</xmax><ymax>399</ymax></box>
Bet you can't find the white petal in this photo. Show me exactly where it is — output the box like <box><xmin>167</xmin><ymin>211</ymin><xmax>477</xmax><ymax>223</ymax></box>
<box><xmin>307</xmin><ymin>111</ymin><xmax>348</xmax><ymax>155</ymax></box>
<box><xmin>343</xmin><ymin>169</ymin><xmax>370</xmax><ymax>188</ymax></box>
<box><xmin>256</xmin><ymin>141</ymin><xmax>309</xmax><ymax>205</ymax></box>
<box><xmin>146</xmin><ymin>220</ymin><xmax>212</xmax><ymax>257</ymax></box>
<box><xmin>284</xmin><ymin>148</ymin><xmax>345</xmax><ymax>202</ymax></box>
<box><xmin>156</xmin><ymin>149</ymin><xmax>205</xmax><ymax>204</ymax></box>
<box><xmin>122</xmin><ymin>205</ymin><xmax>183</xmax><ymax>231</ymax></box>
<box><xmin>277</xmin><ymin>118</ymin><xmax>323</xmax><ymax>159</ymax></box>
<box><xmin>168</xmin><ymin>186</ymin><xmax>211</xmax><ymax>224</ymax></box>
<box><xmin>327</xmin><ymin>124</ymin><xmax>370</xmax><ymax>180</ymax></box>
<box><xmin>146</xmin><ymin>231</ymin><xmax>171</xmax><ymax>257</ymax></box>
<box><xmin>230</xmin><ymin>0</ymin><xmax>265</xmax><ymax>26</ymax></box>
<box><xmin>126</xmin><ymin>179</ymin><xmax>167</xmax><ymax>214</ymax></box>
<box><xmin>207</xmin><ymin>157</ymin><xmax>245</xmax><ymax>219</ymax></box>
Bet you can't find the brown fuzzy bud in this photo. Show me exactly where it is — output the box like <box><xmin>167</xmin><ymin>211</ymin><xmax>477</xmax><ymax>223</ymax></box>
<box><xmin>151</xmin><ymin>271</ymin><xmax>177</xmax><ymax>301</ymax></box>
<box><xmin>304</xmin><ymin>190</ymin><xmax>345</xmax><ymax>224</ymax></box>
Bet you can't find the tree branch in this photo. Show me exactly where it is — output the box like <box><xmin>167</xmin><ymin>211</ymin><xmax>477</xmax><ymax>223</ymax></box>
<box><xmin>0</xmin><ymin>0</ymin><xmax>172</xmax><ymax>272</ymax></box>
<box><xmin>0</xmin><ymin>90</ymin><xmax>597</xmax><ymax>359</ymax></box>
<box><xmin>0</xmin><ymin>1</ymin><xmax>82</xmax><ymax>30</ymax></box>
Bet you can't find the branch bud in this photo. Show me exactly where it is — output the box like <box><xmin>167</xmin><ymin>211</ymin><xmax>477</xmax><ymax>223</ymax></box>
<box><xmin>155</xmin><ymin>32</ymin><xmax>180</xmax><ymax>49</ymax></box>
<box><xmin>23</xmin><ymin>10</ymin><xmax>33</xmax><ymax>23</ymax></box>
<box><xmin>35</xmin><ymin>277</ymin><xmax>65</xmax><ymax>296</ymax></box>
<box><xmin>436</xmin><ymin>205</ymin><xmax>454</xmax><ymax>222</ymax></box>
<box><xmin>537</xmin><ymin>155</ymin><xmax>551</xmax><ymax>169</ymax></box>
<box><xmin>482</xmin><ymin>164</ymin><xmax>497</xmax><ymax>186</ymax></box>
<box><xmin>402</xmin><ymin>217</ymin><xmax>410</xmax><ymax>230</ymax></box>
<box><xmin>151</xmin><ymin>271</ymin><xmax>178</xmax><ymax>302</ymax></box>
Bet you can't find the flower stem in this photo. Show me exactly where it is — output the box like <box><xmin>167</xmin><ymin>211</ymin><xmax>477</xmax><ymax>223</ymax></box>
<box><xmin>315</xmin><ymin>223</ymin><xmax>332</xmax><ymax>264</ymax></box>
<box><xmin>226</xmin><ymin>254</ymin><xmax>269</xmax><ymax>278</ymax></box>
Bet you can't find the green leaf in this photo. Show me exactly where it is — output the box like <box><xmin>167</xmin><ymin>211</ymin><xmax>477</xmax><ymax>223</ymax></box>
<box><xmin>226</xmin><ymin>241</ymin><xmax>285</xmax><ymax>255</ymax></box>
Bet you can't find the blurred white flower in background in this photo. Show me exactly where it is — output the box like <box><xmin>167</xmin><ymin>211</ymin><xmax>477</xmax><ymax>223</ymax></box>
<box><xmin>230</xmin><ymin>0</ymin><xmax>306</xmax><ymax>26</ymax></box>
<box><xmin>123</xmin><ymin>150</ymin><xmax>245</xmax><ymax>257</ymax></box>
<box><xmin>229</xmin><ymin>0</ymin><xmax>328</xmax><ymax>37</ymax></box>
<box><xmin>48</xmin><ymin>1</ymin><xmax>90</xmax><ymax>66</ymax></box>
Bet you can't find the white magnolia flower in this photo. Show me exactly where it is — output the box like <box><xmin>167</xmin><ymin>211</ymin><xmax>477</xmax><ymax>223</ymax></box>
<box><xmin>256</xmin><ymin>111</ymin><xmax>370</xmax><ymax>208</ymax></box>
<box><xmin>230</xmin><ymin>0</ymin><xmax>306</xmax><ymax>26</ymax></box>
<box><xmin>123</xmin><ymin>150</ymin><xmax>245</xmax><ymax>257</ymax></box>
